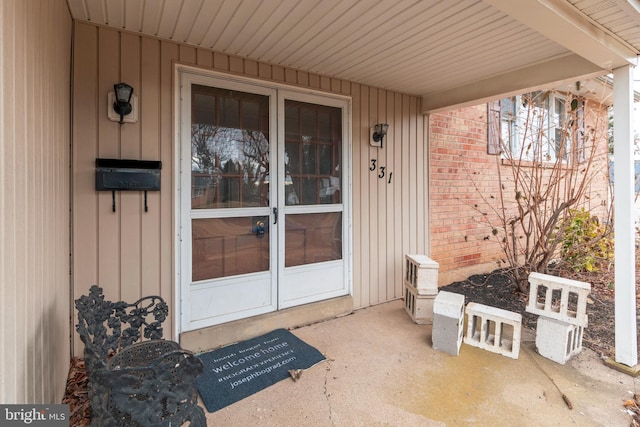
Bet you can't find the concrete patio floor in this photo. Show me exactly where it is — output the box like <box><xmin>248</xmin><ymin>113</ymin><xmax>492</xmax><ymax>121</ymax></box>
<box><xmin>203</xmin><ymin>299</ymin><xmax>637</xmax><ymax>426</ymax></box>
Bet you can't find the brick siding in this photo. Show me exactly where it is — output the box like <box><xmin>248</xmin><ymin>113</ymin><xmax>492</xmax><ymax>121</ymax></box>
<box><xmin>429</xmin><ymin>101</ymin><xmax>610</xmax><ymax>285</ymax></box>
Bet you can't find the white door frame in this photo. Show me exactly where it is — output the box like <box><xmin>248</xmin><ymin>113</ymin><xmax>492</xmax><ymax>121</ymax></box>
<box><xmin>174</xmin><ymin>65</ymin><xmax>352</xmax><ymax>336</ymax></box>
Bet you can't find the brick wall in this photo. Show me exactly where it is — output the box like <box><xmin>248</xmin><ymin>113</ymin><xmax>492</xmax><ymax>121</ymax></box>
<box><xmin>429</xmin><ymin>101</ymin><xmax>610</xmax><ymax>285</ymax></box>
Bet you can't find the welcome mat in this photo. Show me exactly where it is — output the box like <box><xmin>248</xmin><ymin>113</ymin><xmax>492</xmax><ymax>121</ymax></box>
<box><xmin>195</xmin><ymin>328</ymin><xmax>326</xmax><ymax>413</ymax></box>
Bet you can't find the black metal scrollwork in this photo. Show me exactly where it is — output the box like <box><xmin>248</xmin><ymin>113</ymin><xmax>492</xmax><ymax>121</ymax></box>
<box><xmin>75</xmin><ymin>285</ymin><xmax>206</xmax><ymax>427</ymax></box>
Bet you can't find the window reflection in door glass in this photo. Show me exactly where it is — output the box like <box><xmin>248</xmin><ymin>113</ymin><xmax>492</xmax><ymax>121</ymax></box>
<box><xmin>285</xmin><ymin>213</ymin><xmax>342</xmax><ymax>267</ymax></box>
<box><xmin>284</xmin><ymin>100</ymin><xmax>341</xmax><ymax>206</ymax></box>
<box><xmin>192</xmin><ymin>217</ymin><xmax>270</xmax><ymax>281</ymax></box>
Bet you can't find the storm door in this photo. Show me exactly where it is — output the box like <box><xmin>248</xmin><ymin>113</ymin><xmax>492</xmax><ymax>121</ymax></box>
<box><xmin>179</xmin><ymin>70</ymin><xmax>350</xmax><ymax>332</ymax></box>
<box><xmin>277</xmin><ymin>91</ymin><xmax>349</xmax><ymax>308</ymax></box>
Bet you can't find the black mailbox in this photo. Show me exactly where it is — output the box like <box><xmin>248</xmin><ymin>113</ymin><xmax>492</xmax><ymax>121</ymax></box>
<box><xmin>95</xmin><ymin>158</ymin><xmax>162</xmax><ymax>212</ymax></box>
<box><xmin>96</xmin><ymin>158</ymin><xmax>161</xmax><ymax>191</ymax></box>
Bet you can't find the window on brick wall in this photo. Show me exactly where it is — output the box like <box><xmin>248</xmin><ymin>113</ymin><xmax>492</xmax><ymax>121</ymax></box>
<box><xmin>488</xmin><ymin>92</ymin><xmax>585</xmax><ymax>163</ymax></box>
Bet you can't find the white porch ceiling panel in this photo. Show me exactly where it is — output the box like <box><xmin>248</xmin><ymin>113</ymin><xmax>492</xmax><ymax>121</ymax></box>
<box><xmin>67</xmin><ymin>0</ymin><xmax>640</xmax><ymax>111</ymax></box>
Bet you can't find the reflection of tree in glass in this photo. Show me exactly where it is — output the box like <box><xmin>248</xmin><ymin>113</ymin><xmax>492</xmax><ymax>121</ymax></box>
<box><xmin>239</xmin><ymin>130</ymin><xmax>270</xmax><ymax>205</ymax></box>
<box><xmin>191</xmin><ymin>124</ymin><xmax>219</xmax><ymax>172</ymax></box>
<box><xmin>194</xmin><ymin>128</ymin><xmax>268</xmax><ymax>175</ymax></box>
<box><xmin>191</xmin><ymin>125</ymin><xmax>271</xmax><ymax>206</ymax></box>
<box><xmin>239</xmin><ymin>130</ymin><xmax>269</xmax><ymax>177</ymax></box>
<box><xmin>301</xmin><ymin>141</ymin><xmax>317</xmax><ymax>174</ymax></box>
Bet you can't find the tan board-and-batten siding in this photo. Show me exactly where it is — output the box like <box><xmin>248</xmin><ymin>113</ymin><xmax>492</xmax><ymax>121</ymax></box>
<box><xmin>72</xmin><ymin>21</ymin><xmax>429</xmax><ymax>355</ymax></box>
<box><xmin>1</xmin><ymin>0</ymin><xmax>72</xmax><ymax>403</ymax></box>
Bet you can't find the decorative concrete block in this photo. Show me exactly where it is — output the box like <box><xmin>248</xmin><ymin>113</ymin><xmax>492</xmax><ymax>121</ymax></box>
<box><xmin>432</xmin><ymin>291</ymin><xmax>465</xmax><ymax>356</ymax></box>
<box><xmin>403</xmin><ymin>282</ymin><xmax>436</xmax><ymax>325</ymax></box>
<box><xmin>464</xmin><ymin>302</ymin><xmax>522</xmax><ymax>359</ymax></box>
<box><xmin>405</xmin><ymin>254</ymin><xmax>439</xmax><ymax>296</ymax></box>
<box><xmin>535</xmin><ymin>316</ymin><xmax>583</xmax><ymax>365</ymax></box>
<box><xmin>526</xmin><ymin>272</ymin><xmax>590</xmax><ymax>327</ymax></box>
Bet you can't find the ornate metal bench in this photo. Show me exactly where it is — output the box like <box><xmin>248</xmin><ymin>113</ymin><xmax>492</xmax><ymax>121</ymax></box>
<box><xmin>75</xmin><ymin>285</ymin><xmax>206</xmax><ymax>426</ymax></box>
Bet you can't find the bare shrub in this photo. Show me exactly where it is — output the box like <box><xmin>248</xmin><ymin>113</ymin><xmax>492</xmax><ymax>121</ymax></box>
<box><xmin>472</xmin><ymin>91</ymin><xmax>612</xmax><ymax>293</ymax></box>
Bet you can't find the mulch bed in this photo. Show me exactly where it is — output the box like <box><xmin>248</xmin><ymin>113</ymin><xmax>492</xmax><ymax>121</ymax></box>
<box><xmin>441</xmin><ymin>266</ymin><xmax>640</xmax><ymax>358</ymax></box>
<box><xmin>62</xmin><ymin>357</ymin><xmax>90</xmax><ymax>426</ymax></box>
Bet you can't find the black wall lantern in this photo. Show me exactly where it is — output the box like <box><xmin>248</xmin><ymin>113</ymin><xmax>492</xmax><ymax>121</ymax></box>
<box><xmin>371</xmin><ymin>123</ymin><xmax>389</xmax><ymax>148</ymax></box>
<box><xmin>113</xmin><ymin>83</ymin><xmax>134</xmax><ymax>124</ymax></box>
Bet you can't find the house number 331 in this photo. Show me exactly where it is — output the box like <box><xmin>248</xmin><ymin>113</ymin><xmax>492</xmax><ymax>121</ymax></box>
<box><xmin>369</xmin><ymin>159</ymin><xmax>393</xmax><ymax>184</ymax></box>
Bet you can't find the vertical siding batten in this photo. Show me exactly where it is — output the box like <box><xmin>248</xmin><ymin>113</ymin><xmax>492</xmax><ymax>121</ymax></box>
<box><xmin>15</xmin><ymin>0</ymin><xmax>28</xmax><ymax>401</ymax></box>
<box><xmin>350</xmin><ymin>82</ymin><xmax>363</xmax><ymax>308</ymax></box>
<box><xmin>368</xmin><ymin>86</ymin><xmax>379</xmax><ymax>305</ymax></box>
<box><xmin>72</xmin><ymin>21</ymin><xmax>100</xmax><ymax>357</ymax></box>
<box><xmin>416</xmin><ymin>97</ymin><xmax>423</xmax><ymax>253</ymax></box>
<box><xmin>120</xmin><ymin>32</ymin><xmax>143</xmax><ymax>303</ymax></box>
<box><xmin>160</xmin><ymin>40</ymin><xmax>180</xmax><ymax>339</ymax></box>
<box><xmin>97</xmin><ymin>27</ymin><xmax>122</xmax><ymax>301</ymax></box>
<box><xmin>385</xmin><ymin>90</ymin><xmax>396</xmax><ymax>301</ymax></box>
<box><xmin>26</xmin><ymin>0</ymin><xmax>37</xmax><ymax>402</ymax></box>
<box><xmin>393</xmin><ymin>92</ymin><xmax>403</xmax><ymax>299</ymax></box>
<box><xmin>359</xmin><ymin>85</ymin><xmax>371</xmax><ymax>308</ymax></box>
<box><xmin>423</xmin><ymin>109</ymin><xmax>430</xmax><ymax>260</ymax></box>
<box><xmin>140</xmin><ymin>36</ymin><xmax>162</xmax><ymax>298</ymax></box>
<box><xmin>196</xmin><ymin>48</ymin><xmax>214</xmax><ymax>69</ymax></box>
<box><xmin>401</xmin><ymin>94</ymin><xmax>411</xmax><ymax>280</ymax></box>
<box><xmin>409</xmin><ymin>97</ymin><xmax>418</xmax><ymax>255</ymax></box>
<box><xmin>376</xmin><ymin>87</ymin><xmax>387</xmax><ymax>304</ymax></box>
<box><xmin>0</xmin><ymin>0</ymin><xmax>12</xmax><ymax>397</ymax></box>
<box><xmin>34</xmin><ymin>0</ymin><xmax>46</xmax><ymax>400</ymax></box>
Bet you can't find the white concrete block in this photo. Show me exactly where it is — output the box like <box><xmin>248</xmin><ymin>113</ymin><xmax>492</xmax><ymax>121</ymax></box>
<box><xmin>526</xmin><ymin>272</ymin><xmax>590</xmax><ymax>327</ymax></box>
<box><xmin>403</xmin><ymin>282</ymin><xmax>436</xmax><ymax>325</ymax></box>
<box><xmin>535</xmin><ymin>317</ymin><xmax>583</xmax><ymax>365</ymax></box>
<box><xmin>405</xmin><ymin>254</ymin><xmax>439</xmax><ymax>296</ymax></box>
<box><xmin>464</xmin><ymin>302</ymin><xmax>522</xmax><ymax>359</ymax></box>
<box><xmin>432</xmin><ymin>291</ymin><xmax>465</xmax><ymax>356</ymax></box>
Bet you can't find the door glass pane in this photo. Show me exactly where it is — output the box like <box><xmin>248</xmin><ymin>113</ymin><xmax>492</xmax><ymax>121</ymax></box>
<box><xmin>285</xmin><ymin>213</ymin><xmax>342</xmax><ymax>267</ymax></box>
<box><xmin>191</xmin><ymin>85</ymin><xmax>270</xmax><ymax>209</ymax></box>
<box><xmin>192</xmin><ymin>217</ymin><xmax>269</xmax><ymax>281</ymax></box>
<box><xmin>284</xmin><ymin>100</ymin><xmax>341</xmax><ymax>206</ymax></box>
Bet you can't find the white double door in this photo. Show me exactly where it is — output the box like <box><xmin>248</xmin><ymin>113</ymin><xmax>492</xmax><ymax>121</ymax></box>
<box><xmin>179</xmin><ymin>70</ymin><xmax>350</xmax><ymax>332</ymax></box>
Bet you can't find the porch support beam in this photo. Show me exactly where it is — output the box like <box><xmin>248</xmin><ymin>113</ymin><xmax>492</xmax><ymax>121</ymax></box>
<box><xmin>485</xmin><ymin>0</ymin><xmax>638</xmax><ymax>69</ymax></box>
<box><xmin>421</xmin><ymin>54</ymin><xmax>603</xmax><ymax>113</ymax></box>
<box><xmin>613</xmin><ymin>64</ymin><xmax>637</xmax><ymax>367</ymax></box>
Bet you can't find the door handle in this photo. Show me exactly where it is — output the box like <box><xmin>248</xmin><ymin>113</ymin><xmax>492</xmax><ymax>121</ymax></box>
<box><xmin>253</xmin><ymin>220</ymin><xmax>265</xmax><ymax>237</ymax></box>
<box><xmin>273</xmin><ymin>207</ymin><xmax>278</xmax><ymax>224</ymax></box>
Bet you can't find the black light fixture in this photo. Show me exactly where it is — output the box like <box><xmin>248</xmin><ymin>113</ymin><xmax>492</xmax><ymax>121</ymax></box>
<box><xmin>113</xmin><ymin>83</ymin><xmax>134</xmax><ymax>124</ymax></box>
<box><xmin>372</xmin><ymin>123</ymin><xmax>389</xmax><ymax>148</ymax></box>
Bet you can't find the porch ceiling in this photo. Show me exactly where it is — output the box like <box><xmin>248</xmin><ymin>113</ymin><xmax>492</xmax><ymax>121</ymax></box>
<box><xmin>67</xmin><ymin>0</ymin><xmax>640</xmax><ymax>112</ymax></box>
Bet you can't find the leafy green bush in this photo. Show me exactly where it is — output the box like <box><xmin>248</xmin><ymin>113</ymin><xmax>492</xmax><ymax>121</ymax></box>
<box><xmin>561</xmin><ymin>208</ymin><xmax>613</xmax><ymax>272</ymax></box>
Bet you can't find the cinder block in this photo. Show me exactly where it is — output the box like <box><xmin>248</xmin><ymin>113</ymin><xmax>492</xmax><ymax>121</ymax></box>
<box><xmin>464</xmin><ymin>302</ymin><xmax>522</xmax><ymax>359</ymax></box>
<box><xmin>403</xmin><ymin>282</ymin><xmax>436</xmax><ymax>324</ymax></box>
<box><xmin>526</xmin><ymin>272</ymin><xmax>590</xmax><ymax>327</ymax></box>
<box><xmin>405</xmin><ymin>254</ymin><xmax>439</xmax><ymax>296</ymax></box>
<box><xmin>432</xmin><ymin>291</ymin><xmax>465</xmax><ymax>356</ymax></box>
<box><xmin>535</xmin><ymin>316</ymin><xmax>583</xmax><ymax>364</ymax></box>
